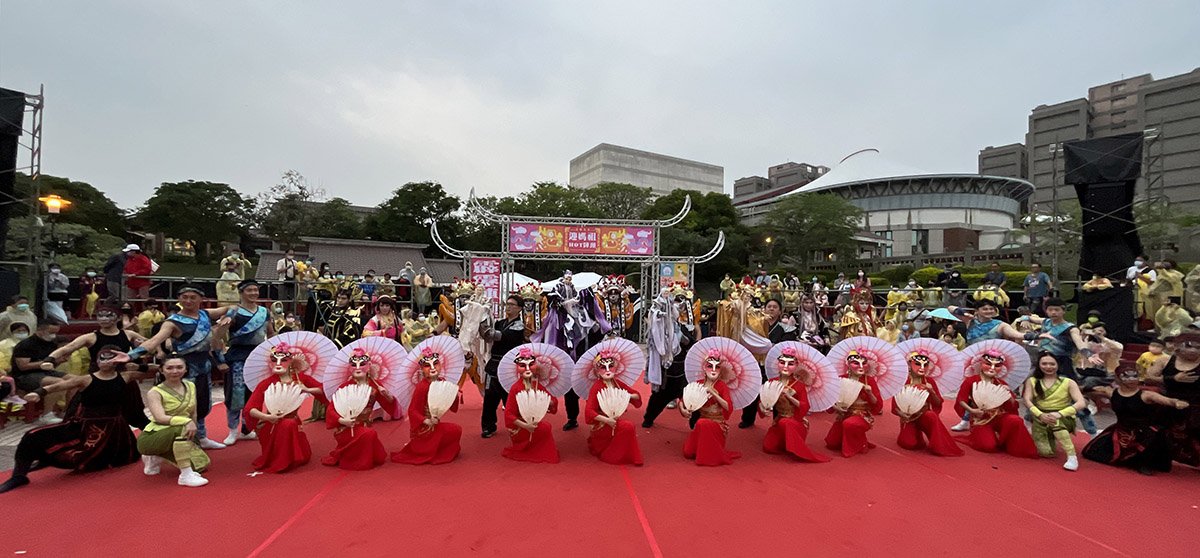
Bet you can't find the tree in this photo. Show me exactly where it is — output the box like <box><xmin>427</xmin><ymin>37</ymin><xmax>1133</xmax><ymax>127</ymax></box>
<box><xmin>764</xmin><ymin>193</ymin><xmax>862</xmax><ymax>268</ymax></box>
<box><xmin>581</xmin><ymin>182</ymin><xmax>653</xmax><ymax>219</ymax></box>
<box><xmin>4</xmin><ymin>217</ymin><xmax>125</xmax><ymax>274</ymax></box>
<box><xmin>642</xmin><ymin>190</ymin><xmax>750</xmax><ymax>284</ymax></box>
<box><xmin>365</xmin><ymin>181</ymin><xmax>462</xmax><ymax>245</ymax></box>
<box><xmin>134</xmin><ymin>181</ymin><xmax>252</xmax><ymax>263</ymax></box>
<box><xmin>313</xmin><ymin>197</ymin><xmax>363</xmax><ymax>239</ymax></box>
<box><xmin>13</xmin><ymin>173</ymin><xmax>128</xmax><ymax>237</ymax></box>
<box><xmin>497</xmin><ymin>181</ymin><xmax>590</xmax><ymax>218</ymax></box>
<box><xmin>258</xmin><ymin>170</ymin><xmax>324</xmax><ymax>248</ymax></box>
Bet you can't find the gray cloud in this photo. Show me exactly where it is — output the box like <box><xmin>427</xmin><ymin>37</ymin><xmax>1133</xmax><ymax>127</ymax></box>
<box><xmin>2</xmin><ymin>1</ymin><xmax>1196</xmax><ymax>209</ymax></box>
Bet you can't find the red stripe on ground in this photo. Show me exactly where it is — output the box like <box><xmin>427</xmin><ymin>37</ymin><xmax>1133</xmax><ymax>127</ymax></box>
<box><xmin>245</xmin><ymin>470</ymin><xmax>349</xmax><ymax>558</ymax></box>
<box><xmin>620</xmin><ymin>465</ymin><xmax>664</xmax><ymax>558</ymax></box>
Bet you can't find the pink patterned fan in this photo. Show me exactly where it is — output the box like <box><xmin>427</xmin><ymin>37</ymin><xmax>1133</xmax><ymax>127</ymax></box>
<box><xmin>498</xmin><ymin>343</ymin><xmax>574</xmax><ymax>397</ymax></box>
<box><xmin>323</xmin><ymin>336</ymin><xmax>408</xmax><ymax>400</ymax></box>
<box><xmin>243</xmin><ymin>331</ymin><xmax>338</xmax><ymax>391</ymax></box>
<box><xmin>826</xmin><ymin>336</ymin><xmax>907</xmax><ymax>400</ymax></box>
<box><xmin>765</xmin><ymin>341</ymin><xmax>839</xmax><ymax>412</ymax></box>
<box><xmin>897</xmin><ymin>337</ymin><xmax>966</xmax><ymax>395</ymax></box>
<box><xmin>394</xmin><ymin>336</ymin><xmax>465</xmax><ymax>409</ymax></box>
<box><xmin>961</xmin><ymin>339</ymin><xmax>1033</xmax><ymax>390</ymax></box>
<box><xmin>684</xmin><ymin>336</ymin><xmax>761</xmax><ymax>409</ymax></box>
<box><xmin>571</xmin><ymin>338</ymin><xmax>646</xmax><ymax>397</ymax></box>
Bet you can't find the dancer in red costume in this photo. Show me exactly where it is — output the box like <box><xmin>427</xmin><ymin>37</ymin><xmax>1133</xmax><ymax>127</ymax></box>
<box><xmin>682</xmin><ymin>349</ymin><xmax>741</xmax><ymax>466</ymax></box>
<box><xmin>392</xmin><ymin>346</ymin><xmax>463</xmax><ymax>465</ymax></box>
<box><xmin>892</xmin><ymin>349</ymin><xmax>964</xmax><ymax>456</ymax></box>
<box><xmin>581</xmin><ymin>346</ymin><xmax>644</xmax><ymax>465</ymax></box>
<box><xmin>244</xmin><ymin>343</ymin><xmax>327</xmax><ymax>473</ymax></box>
<box><xmin>955</xmin><ymin>349</ymin><xmax>1039</xmax><ymax>458</ymax></box>
<box><xmin>760</xmin><ymin>345</ymin><xmax>830</xmax><ymax>462</ymax></box>
<box><xmin>322</xmin><ymin>348</ymin><xmax>400</xmax><ymax>470</ymax></box>
<box><xmin>503</xmin><ymin>347</ymin><xmax>561</xmax><ymax>463</ymax></box>
<box><xmin>824</xmin><ymin>350</ymin><xmax>883</xmax><ymax>457</ymax></box>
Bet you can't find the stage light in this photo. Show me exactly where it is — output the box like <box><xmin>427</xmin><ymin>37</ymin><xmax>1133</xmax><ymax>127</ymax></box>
<box><xmin>38</xmin><ymin>193</ymin><xmax>72</xmax><ymax>215</ymax></box>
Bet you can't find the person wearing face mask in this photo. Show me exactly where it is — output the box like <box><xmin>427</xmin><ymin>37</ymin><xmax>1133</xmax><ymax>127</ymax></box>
<box><xmin>944</xmin><ymin>271</ymin><xmax>969</xmax><ymax>307</ymax></box>
<box><xmin>219</xmin><ymin>248</ymin><xmax>252</xmax><ymax>280</ymax></box>
<box><xmin>1083</xmin><ymin>366</ymin><xmax>1187</xmax><ymax>475</ymax></box>
<box><xmin>906</xmin><ymin>300</ymin><xmax>932</xmax><ymax>337</ymax></box>
<box><xmin>10</xmin><ymin>321</ymin><xmax>68</xmax><ymax>424</ymax></box>
<box><xmin>0</xmin><ymin>323</ymin><xmax>31</xmax><ymax>380</ymax></box>
<box><xmin>322</xmin><ymin>348</ymin><xmax>399</xmax><ymax>471</ymax></box>
<box><xmin>275</xmin><ymin>249</ymin><xmax>299</xmax><ymax>310</ymax></box>
<box><xmin>216</xmin><ymin>260</ymin><xmax>242</xmax><ymax>304</ymax></box>
<box><xmin>41</xmin><ymin>304</ymin><xmax>152</xmax><ymax>430</ymax></box>
<box><xmin>1126</xmin><ymin>255</ymin><xmax>1156</xmax><ymax>324</ymax></box>
<box><xmin>896</xmin><ymin>321</ymin><xmax>919</xmax><ymax>342</ymax></box>
<box><xmin>501</xmin><ymin>346</ymin><xmax>562</xmax><ymax>463</ymax></box>
<box><xmin>824</xmin><ymin>349</ymin><xmax>883</xmax><ymax>458</ymax></box>
<box><xmin>76</xmin><ymin>267</ymin><xmax>103</xmax><ymax>319</ymax></box>
<box><xmin>136</xmin><ymin>299</ymin><xmax>166</xmax><ymax>338</ymax></box>
<box><xmin>892</xmin><ymin>348</ymin><xmax>963</xmax><ymax>457</ymax></box>
<box><xmin>0</xmin><ymin>296</ymin><xmax>38</xmax><ymax>342</ymax></box>
<box><xmin>579</xmin><ymin>342</ymin><xmax>644</xmax><ymax>466</ymax></box>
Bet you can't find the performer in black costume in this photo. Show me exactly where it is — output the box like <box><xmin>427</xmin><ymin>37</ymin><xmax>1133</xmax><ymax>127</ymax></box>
<box><xmin>481</xmin><ymin>295</ymin><xmax>529</xmax><ymax>438</ymax></box>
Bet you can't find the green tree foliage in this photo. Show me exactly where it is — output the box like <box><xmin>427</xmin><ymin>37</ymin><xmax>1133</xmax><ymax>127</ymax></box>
<box><xmin>366</xmin><ymin>181</ymin><xmax>462</xmax><ymax>244</ymax></box>
<box><xmin>642</xmin><ymin>190</ymin><xmax>748</xmax><ymax>284</ymax></box>
<box><xmin>496</xmin><ymin>181</ymin><xmax>590</xmax><ymax>218</ymax></box>
<box><xmin>580</xmin><ymin>182</ymin><xmax>653</xmax><ymax>219</ymax></box>
<box><xmin>314</xmin><ymin>197</ymin><xmax>363</xmax><ymax>239</ymax></box>
<box><xmin>764</xmin><ymin>193</ymin><xmax>862</xmax><ymax>268</ymax></box>
<box><xmin>134</xmin><ymin>181</ymin><xmax>252</xmax><ymax>263</ymax></box>
<box><xmin>4</xmin><ymin>217</ymin><xmax>124</xmax><ymax>274</ymax></box>
<box><xmin>258</xmin><ymin>170</ymin><xmax>324</xmax><ymax>248</ymax></box>
<box><xmin>13</xmin><ymin>173</ymin><xmax>127</xmax><ymax>237</ymax></box>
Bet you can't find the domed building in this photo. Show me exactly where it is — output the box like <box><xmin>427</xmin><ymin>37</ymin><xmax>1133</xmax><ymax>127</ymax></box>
<box><xmin>738</xmin><ymin>149</ymin><xmax>1035</xmax><ymax>258</ymax></box>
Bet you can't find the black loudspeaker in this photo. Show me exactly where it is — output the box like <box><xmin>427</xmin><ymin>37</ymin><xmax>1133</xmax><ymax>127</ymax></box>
<box><xmin>1064</xmin><ymin>133</ymin><xmax>1143</xmax><ymax>281</ymax></box>
<box><xmin>0</xmin><ymin>268</ymin><xmax>19</xmax><ymax>306</ymax></box>
<box><xmin>0</xmin><ymin>87</ymin><xmax>27</xmax><ymax>263</ymax></box>
<box><xmin>1078</xmin><ymin>286</ymin><xmax>1140</xmax><ymax>344</ymax></box>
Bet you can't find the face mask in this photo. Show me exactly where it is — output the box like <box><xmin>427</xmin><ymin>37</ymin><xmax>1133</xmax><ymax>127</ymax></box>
<box><xmin>50</xmin><ymin>268</ymin><xmax>60</xmax><ymax>273</ymax></box>
<box><xmin>232</xmin><ymin>253</ymin><xmax>241</xmax><ymax>259</ymax></box>
<box><xmin>12</xmin><ymin>332</ymin><xmax>29</xmax><ymax>341</ymax></box>
<box><xmin>336</xmin><ymin>275</ymin><xmax>345</xmax><ymax>280</ymax></box>
<box><xmin>38</xmin><ymin>333</ymin><xmax>55</xmax><ymax>341</ymax></box>
<box><xmin>16</xmin><ymin>303</ymin><xmax>29</xmax><ymax>312</ymax></box>
<box><xmin>901</xmin><ymin>325</ymin><xmax>910</xmax><ymax>331</ymax></box>
<box><xmin>86</xmin><ymin>271</ymin><xmax>97</xmax><ymax>277</ymax></box>
<box><xmin>1134</xmin><ymin>260</ymin><xmax>1143</xmax><ymax>266</ymax></box>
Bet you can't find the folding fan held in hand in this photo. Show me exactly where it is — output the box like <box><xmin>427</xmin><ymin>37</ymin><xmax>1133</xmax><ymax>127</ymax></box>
<box><xmin>571</xmin><ymin>338</ymin><xmax>645</xmax><ymax>398</ymax></box>
<box><xmin>684</xmin><ymin>336</ymin><xmax>761</xmax><ymax>409</ymax></box>
<box><xmin>835</xmin><ymin>378</ymin><xmax>864</xmax><ymax>410</ymax></box>
<box><xmin>893</xmin><ymin>386</ymin><xmax>931</xmax><ymax>419</ymax></box>
<box><xmin>426</xmin><ymin>380</ymin><xmax>460</xmax><ymax>420</ymax></box>
<box><xmin>971</xmin><ymin>381</ymin><xmax>1013</xmax><ymax>412</ymax></box>
<box><xmin>244</xmin><ymin>332</ymin><xmax>338</xmax><ymax>392</ymax></box>
<box><xmin>515</xmin><ymin>388</ymin><xmax>552</xmax><ymax>425</ymax></box>
<box><xmin>331</xmin><ymin>383</ymin><xmax>373</xmax><ymax>436</ymax></box>
<box><xmin>897</xmin><ymin>337</ymin><xmax>965</xmax><ymax>395</ymax></box>
<box><xmin>597</xmin><ymin>386</ymin><xmax>632</xmax><ymax>422</ymax></box>
<box><xmin>758</xmin><ymin>380</ymin><xmax>786</xmax><ymax>411</ymax></box>
<box><xmin>264</xmin><ymin>382</ymin><xmax>307</xmax><ymax>418</ymax></box>
<box><xmin>827</xmin><ymin>336</ymin><xmax>908</xmax><ymax>401</ymax></box>
<box><xmin>765</xmin><ymin>341</ymin><xmax>839</xmax><ymax>412</ymax></box>
<box><xmin>681</xmin><ymin>383</ymin><xmax>711</xmax><ymax>413</ymax></box>
<box><xmin>961</xmin><ymin>339</ymin><xmax>1033</xmax><ymax>390</ymax></box>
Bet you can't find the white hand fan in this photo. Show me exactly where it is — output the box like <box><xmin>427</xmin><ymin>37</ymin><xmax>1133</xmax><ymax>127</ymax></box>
<box><xmin>597</xmin><ymin>386</ymin><xmax>632</xmax><ymax>420</ymax></box>
<box><xmin>759</xmin><ymin>380</ymin><xmax>786</xmax><ymax>410</ymax></box>
<box><xmin>836</xmin><ymin>378</ymin><xmax>864</xmax><ymax>408</ymax></box>
<box><xmin>426</xmin><ymin>380</ymin><xmax>459</xmax><ymax>420</ymax></box>
<box><xmin>893</xmin><ymin>386</ymin><xmax>930</xmax><ymax>417</ymax></box>
<box><xmin>331</xmin><ymin>383</ymin><xmax>372</xmax><ymax>434</ymax></box>
<box><xmin>264</xmin><ymin>382</ymin><xmax>307</xmax><ymax>417</ymax></box>
<box><xmin>681</xmin><ymin>383</ymin><xmax>710</xmax><ymax>413</ymax></box>
<box><xmin>516</xmin><ymin>389</ymin><xmax>551</xmax><ymax>424</ymax></box>
<box><xmin>971</xmin><ymin>381</ymin><xmax>1013</xmax><ymax>412</ymax></box>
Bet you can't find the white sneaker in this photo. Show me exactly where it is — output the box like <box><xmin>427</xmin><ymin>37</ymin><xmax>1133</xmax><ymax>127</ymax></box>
<box><xmin>142</xmin><ymin>455</ymin><xmax>161</xmax><ymax>476</ymax></box>
<box><xmin>178</xmin><ymin>469</ymin><xmax>209</xmax><ymax>488</ymax></box>
<box><xmin>238</xmin><ymin>431</ymin><xmax>257</xmax><ymax>441</ymax></box>
<box><xmin>37</xmin><ymin>413</ymin><xmax>63</xmax><ymax>424</ymax></box>
<box><xmin>1086</xmin><ymin>401</ymin><xmax>1098</xmax><ymax>416</ymax></box>
<box><xmin>951</xmin><ymin>419</ymin><xmax>970</xmax><ymax>432</ymax></box>
<box><xmin>1063</xmin><ymin>455</ymin><xmax>1079</xmax><ymax>471</ymax></box>
<box><xmin>198</xmin><ymin>438</ymin><xmax>227</xmax><ymax>450</ymax></box>
<box><xmin>222</xmin><ymin>431</ymin><xmax>239</xmax><ymax>446</ymax></box>
<box><xmin>666</xmin><ymin>401</ymin><xmax>677</xmax><ymax>409</ymax></box>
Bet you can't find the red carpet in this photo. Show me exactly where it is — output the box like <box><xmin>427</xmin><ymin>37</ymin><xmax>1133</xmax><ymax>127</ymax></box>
<box><xmin>4</xmin><ymin>383</ymin><xmax>1198</xmax><ymax>558</ymax></box>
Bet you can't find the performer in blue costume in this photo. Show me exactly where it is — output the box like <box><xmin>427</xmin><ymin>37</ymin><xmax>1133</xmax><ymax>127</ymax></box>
<box><xmin>129</xmin><ymin>285</ymin><xmax>237</xmax><ymax>450</ymax></box>
<box><xmin>215</xmin><ymin>279</ymin><xmax>273</xmax><ymax>446</ymax></box>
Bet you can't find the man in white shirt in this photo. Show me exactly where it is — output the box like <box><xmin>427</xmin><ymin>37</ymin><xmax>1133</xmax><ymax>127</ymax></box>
<box><xmin>275</xmin><ymin>249</ymin><xmax>298</xmax><ymax>309</ymax></box>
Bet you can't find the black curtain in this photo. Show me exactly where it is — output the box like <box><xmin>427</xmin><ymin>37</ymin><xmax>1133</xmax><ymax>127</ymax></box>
<box><xmin>0</xmin><ymin>87</ymin><xmax>27</xmax><ymax>263</ymax></box>
<box><xmin>1065</xmin><ymin>133</ymin><xmax>1143</xmax><ymax>281</ymax></box>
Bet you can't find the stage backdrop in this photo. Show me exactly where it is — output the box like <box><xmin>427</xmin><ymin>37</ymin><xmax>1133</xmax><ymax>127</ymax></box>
<box><xmin>508</xmin><ymin>223</ymin><xmax>654</xmax><ymax>255</ymax></box>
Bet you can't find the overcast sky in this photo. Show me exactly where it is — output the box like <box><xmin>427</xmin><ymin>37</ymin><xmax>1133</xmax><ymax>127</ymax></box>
<box><xmin>2</xmin><ymin>1</ymin><xmax>1197</xmax><ymax>210</ymax></box>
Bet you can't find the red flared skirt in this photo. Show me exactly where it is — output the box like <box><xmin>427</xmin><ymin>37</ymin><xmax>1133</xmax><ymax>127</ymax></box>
<box><xmin>684</xmin><ymin>418</ymin><xmax>740</xmax><ymax>466</ymax></box>
<box><xmin>587</xmin><ymin>420</ymin><xmax>644</xmax><ymax>466</ymax></box>
<box><xmin>392</xmin><ymin>422</ymin><xmax>463</xmax><ymax>465</ymax></box>
<box><xmin>966</xmin><ymin>414</ymin><xmax>1039</xmax><ymax>458</ymax></box>
<box><xmin>322</xmin><ymin>426</ymin><xmax>388</xmax><ymax>470</ymax></box>
<box><xmin>897</xmin><ymin>411</ymin><xmax>965</xmax><ymax>457</ymax></box>
<box><xmin>825</xmin><ymin>415</ymin><xmax>875</xmax><ymax>458</ymax></box>
<box><xmin>253</xmin><ymin>417</ymin><xmax>311</xmax><ymax>473</ymax></box>
<box><xmin>502</xmin><ymin>422</ymin><xmax>560</xmax><ymax>463</ymax></box>
<box><xmin>763</xmin><ymin>417</ymin><xmax>830</xmax><ymax>463</ymax></box>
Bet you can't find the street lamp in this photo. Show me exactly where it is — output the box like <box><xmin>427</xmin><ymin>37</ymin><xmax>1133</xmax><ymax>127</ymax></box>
<box><xmin>38</xmin><ymin>194</ymin><xmax>72</xmax><ymax>259</ymax></box>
